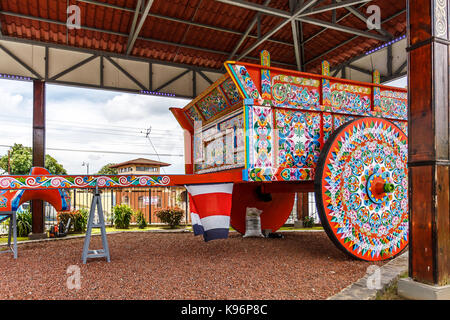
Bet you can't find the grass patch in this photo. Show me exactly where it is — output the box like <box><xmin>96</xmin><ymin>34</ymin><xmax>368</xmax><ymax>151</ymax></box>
<box><xmin>0</xmin><ymin>236</ymin><xmax>29</xmax><ymax>245</ymax></box>
<box><xmin>279</xmin><ymin>226</ymin><xmax>323</xmax><ymax>231</ymax></box>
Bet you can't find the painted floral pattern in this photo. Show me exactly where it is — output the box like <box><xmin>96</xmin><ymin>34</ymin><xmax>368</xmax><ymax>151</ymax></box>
<box><xmin>219</xmin><ymin>77</ymin><xmax>241</xmax><ymax>106</ymax></box>
<box><xmin>272</xmin><ymin>75</ymin><xmax>321</xmax><ymax>110</ymax></box>
<box><xmin>330</xmin><ymin>82</ymin><xmax>371</xmax><ymax>115</ymax></box>
<box><xmin>196</xmin><ymin>88</ymin><xmax>229</xmax><ymax>120</ymax></box>
<box><xmin>250</xmin><ymin>106</ymin><xmax>273</xmax><ymax>168</ymax></box>
<box><xmin>276</xmin><ymin>109</ymin><xmax>321</xmax><ymax>169</ymax></box>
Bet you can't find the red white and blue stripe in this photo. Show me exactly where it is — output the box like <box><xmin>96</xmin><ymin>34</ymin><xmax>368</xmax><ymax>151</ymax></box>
<box><xmin>185</xmin><ymin>183</ymin><xmax>234</xmax><ymax>242</ymax></box>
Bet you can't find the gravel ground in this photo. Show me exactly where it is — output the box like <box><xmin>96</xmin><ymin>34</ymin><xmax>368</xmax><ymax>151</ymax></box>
<box><xmin>0</xmin><ymin>232</ymin><xmax>384</xmax><ymax>300</ymax></box>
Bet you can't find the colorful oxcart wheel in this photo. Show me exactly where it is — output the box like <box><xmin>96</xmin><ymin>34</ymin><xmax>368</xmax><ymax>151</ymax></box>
<box><xmin>230</xmin><ymin>183</ymin><xmax>295</xmax><ymax>234</ymax></box>
<box><xmin>314</xmin><ymin>117</ymin><xmax>409</xmax><ymax>261</ymax></box>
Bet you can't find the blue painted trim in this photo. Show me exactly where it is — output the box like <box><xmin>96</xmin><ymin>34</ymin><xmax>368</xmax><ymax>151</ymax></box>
<box><xmin>242</xmin><ymin>169</ymin><xmax>249</xmax><ymax>181</ymax></box>
<box><xmin>228</xmin><ymin>65</ymin><xmax>249</xmax><ymax>99</ymax></box>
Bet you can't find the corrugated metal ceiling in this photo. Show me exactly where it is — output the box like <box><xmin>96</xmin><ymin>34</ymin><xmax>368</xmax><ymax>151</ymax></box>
<box><xmin>0</xmin><ymin>0</ymin><xmax>407</xmax><ymax>73</ymax></box>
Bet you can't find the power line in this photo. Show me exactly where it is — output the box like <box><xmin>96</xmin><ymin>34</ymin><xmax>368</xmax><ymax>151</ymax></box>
<box><xmin>0</xmin><ymin>115</ymin><xmax>185</xmax><ymax>134</ymax></box>
<box><xmin>142</xmin><ymin>126</ymin><xmax>168</xmax><ymax>173</ymax></box>
<box><xmin>0</xmin><ymin>144</ymin><xmax>183</xmax><ymax>157</ymax></box>
<box><xmin>0</xmin><ymin>122</ymin><xmax>183</xmax><ymax>140</ymax></box>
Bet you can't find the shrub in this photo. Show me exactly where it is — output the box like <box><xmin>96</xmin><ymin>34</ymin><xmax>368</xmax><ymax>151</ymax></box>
<box><xmin>16</xmin><ymin>209</ymin><xmax>32</xmax><ymax>237</ymax></box>
<box><xmin>302</xmin><ymin>215</ymin><xmax>315</xmax><ymax>228</ymax></box>
<box><xmin>113</xmin><ymin>204</ymin><xmax>133</xmax><ymax>229</ymax></box>
<box><xmin>74</xmin><ymin>209</ymin><xmax>88</xmax><ymax>232</ymax></box>
<box><xmin>155</xmin><ymin>207</ymin><xmax>184</xmax><ymax>229</ymax></box>
<box><xmin>135</xmin><ymin>210</ymin><xmax>147</xmax><ymax>229</ymax></box>
<box><xmin>57</xmin><ymin>209</ymin><xmax>88</xmax><ymax>233</ymax></box>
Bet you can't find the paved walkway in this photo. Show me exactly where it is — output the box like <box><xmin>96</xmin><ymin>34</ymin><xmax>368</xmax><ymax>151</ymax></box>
<box><xmin>328</xmin><ymin>251</ymin><xmax>408</xmax><ymax>300</ymax></box>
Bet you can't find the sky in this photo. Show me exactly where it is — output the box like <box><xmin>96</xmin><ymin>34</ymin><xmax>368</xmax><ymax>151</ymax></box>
<box><xmin>0</xmin><ymin>79</ymin><xmax>190</xmax><ymax>175</ymax></box>
<box><xmin>0</xmin><ymin>75</ymin><xmax>407</xmax><ymax>175</ymax></box>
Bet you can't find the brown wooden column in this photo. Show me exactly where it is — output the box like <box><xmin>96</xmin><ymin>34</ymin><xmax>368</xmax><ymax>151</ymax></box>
<box><xmin>296</xmin><ymin>193</ymin><xmax>309</xmax><ymax>220</ymax></box>
<box><xmin>407</xmin><ymin>0</ymin><xmax>450</xmax><ymax>286</ymax></box>
<box><xmin>31</xmin><ymin>80</ymin><xmax>46</xmax><ymax>238</ymax></box>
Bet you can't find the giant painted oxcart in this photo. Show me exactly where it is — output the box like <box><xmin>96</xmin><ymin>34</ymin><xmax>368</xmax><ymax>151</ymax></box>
<box><xmin>0</xmin><ymin>51</ymin><xmax>408</xmax><ymax>263</ymax></box>
<box><xmin>170</xmin><ymin>51</ymin><xmax>408</xmax><ymax>262</ymax></box>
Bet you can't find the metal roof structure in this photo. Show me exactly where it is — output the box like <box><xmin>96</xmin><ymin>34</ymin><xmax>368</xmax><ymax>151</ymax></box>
<box><xmin>0</xmin><ymin>0</ymin><xmax>407</xmax><ymax>98</ymax></box>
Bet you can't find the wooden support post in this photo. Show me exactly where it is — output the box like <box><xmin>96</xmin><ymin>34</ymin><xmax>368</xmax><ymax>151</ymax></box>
<box><xmin>406</xmin><ymin>0</ymin><xmax>450</xmax><ymax>287</ymax></box>
<box><xmin>296</xmin><ymin>193</ymin><xmax>309</xmax><ymax>220</ymax></box>
<box><xmin>30</xmin><ymin>80</ymin><xmax>46</xmax><ymax>239</ymax></box>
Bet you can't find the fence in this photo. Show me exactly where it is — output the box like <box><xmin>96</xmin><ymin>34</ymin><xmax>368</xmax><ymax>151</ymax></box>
<box><xmin>285</xmin><ymin>193</ymin><xmax>321</xmax><ymax>225</ymax></box>
<box><xmin>57</xmin><ymin>186</ymin><xmax>189</xmax><ymax>226</ymax></box>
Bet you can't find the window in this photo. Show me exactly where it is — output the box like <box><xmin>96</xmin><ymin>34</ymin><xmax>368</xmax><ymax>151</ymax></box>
<box><xmin>136</xmin><ymin>166</ymin><xmax>158</xmax><ymax>172</ymax></box>
<box><xmin>138</xmin><ymin>196</ymin><xmax>146</xmax><ymax>208</ymax></box>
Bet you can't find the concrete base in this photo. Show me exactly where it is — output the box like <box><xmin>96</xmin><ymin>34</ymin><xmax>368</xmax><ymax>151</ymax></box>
<box><xmin>294</xmin><ymin>220</ymin><xmax>304</xmax><ymax>228</ymax></box>
<box><xmin>28</xmin><ymin>232</ymin><xmax>47</xmax><ymax>240</ymax></box>
<box><xmin>398</xmin><ymin>277</ymin><xmax>450</xmax><ymax>300</ymax></box>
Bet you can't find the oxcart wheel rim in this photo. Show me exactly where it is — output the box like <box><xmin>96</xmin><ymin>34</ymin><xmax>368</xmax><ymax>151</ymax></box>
<box><xmin>314</xmin><ymin>117</ymin><xmax>409</xmax><ymax>261</ymax></box>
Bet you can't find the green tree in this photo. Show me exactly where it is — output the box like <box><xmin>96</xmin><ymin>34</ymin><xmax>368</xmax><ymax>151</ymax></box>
<box><xmin>0</xmin><ymin>143</ymin><xmax>67</xmax><ymax>175</ymax></box>
<box><xmin>97</xmin><ymin>163</ymin><xmax>118</xmax><ymax>175</ymax></box>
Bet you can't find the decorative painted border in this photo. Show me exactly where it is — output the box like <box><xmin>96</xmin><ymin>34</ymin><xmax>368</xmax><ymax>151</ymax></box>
<box><xmin>0</xmin><ymin>175</ymin><xmax>171</xmax><ymax>190</ymax></box>
<box><xmin>243</xmin><ymin>167</ymin><xmax>314</xmax><ymax>182</ymax></box>
<box><xmin>315</xmin><ymin>117</ymin><xmax>408</xmax><ymax>261</ymax></box>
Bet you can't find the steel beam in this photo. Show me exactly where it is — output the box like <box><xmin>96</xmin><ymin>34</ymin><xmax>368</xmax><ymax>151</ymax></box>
<box><xmin>126</xmin><ymin>0</ymin><xmax>142</xmax><ymax>54</ymax></box>
<box><xmin>154</xmin><ymin>69</ymin><xmax>191</xmax><ymax>92</ymax></box>
<box><xmin>0</xmin><ymin>11</ymin><xmax>296</xmax><ymax>68</ymax></box>
<box><xmin>347</xmin><ymin>63</ymin><xmax>372</xmax><ymax>75</ymax></box>
<box><xmin>301</xmin><ymin>2</ymin><xmax>366</xmax><ymax>45</ymax></box>
<box><xmin>332</xmin><ymin>68</ymin><xmax>340</xmax><ymax>77</ymax></box>
<box><xmin>334</xmin><ymin>0</ymin><xmax>393</xmax><ymax>38</ymax></box>
<box><xmin>290</xmin><ymin>0</ymin><xmax>303</xmax><ymax>71</ymax></box>
<box><xmin>298</xmin><ymin>0</ymin><xmax>372</xmax><ymax>17</ymax></box>
<box><xmin>291</xmin><ymin>20</ymin><xmax>302</xmax><ymax>70</ymax></box>
<box><xmin>100</xmin><ymin>55</ymin><xmax>104</xmax><ymax>86</ymax></box>
<box><xmin>104</xmin><ymin>56</ymin><xmax>147</xmax><ymax>90</ymax></box>
<box><xmin>193</xmin><ymin>70</ymin><xmax>197</xmax><ymax>97</ymax></box>
<box><xmin>394</xmin><ymin>60</ymin><xmax>407</xmax><ymax>75</ymax></box>
<box><xmin>215</xmin><ymin>0</ymin><xmax>291</xmax><ymax>19</ymax></box>
<box><xmin>226</xmin><ymin>0</ymin><xmax>271</xmax><ymax>61</ymax></box>
<box><xmin>0</xmin><ymin>43</ymin><xmax>42</xmax><ymax>79</ymax></box>
<box><xmin>297</xmin><ymin>17</ymin><xmax>389</xmax><ymax>41</ymax></box>
<box><xmin>387</xmin><ymin>45</ymin><xmax>393</xmax><ymax>76</ymax></box>
<box><xmin>126</xmin><ymin>0</ymin><xmax>154</xmax><ymax>55</ymax></box>
<box><xmin>217</xmin><ymin>0</ymin><xmax>371</xmax><ymax>19</ymax></box>
<box><xmin>308</xmin><ymin>9</ymin><xmax>406</xmax><ymax>68</ymax></box>
<box><xmin>49</xmin><ymin>54</ymin><xmax>97</xmax><ymax>80</ymax></box>
<box><xmin>237</xmin><ymin>0</ymin><xmax>320</xmax><ymax>60</ymax></box>
<box><xmin>380</xmin><ymin>71</ymin><xmax>406</xmax><ymax>84</ymax></box>
<box><xmin>197</xmin><ymin>70</ymin><xmax>214</xmax><ymax>85</ymax></box>
<box><xmin>75</xmin><ymin>0</ymin><xmax>293</xmax><ymax>47</ymax></box>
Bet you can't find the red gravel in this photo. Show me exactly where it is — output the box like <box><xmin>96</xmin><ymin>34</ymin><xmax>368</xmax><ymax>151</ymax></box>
<box><xmin>0</xmin><ymin>232</ymin><xmax>384</xmax><ymax>300</ymax></box>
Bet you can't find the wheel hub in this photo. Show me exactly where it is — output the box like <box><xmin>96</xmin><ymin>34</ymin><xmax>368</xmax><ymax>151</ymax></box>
<box><xmin>367</xmin><ymin>173</ymin><xmax>395</xmax><ymax>204</ymax></box>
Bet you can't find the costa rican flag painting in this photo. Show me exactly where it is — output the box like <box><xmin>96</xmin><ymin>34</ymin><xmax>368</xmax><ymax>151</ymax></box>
<box><xmin>185</xmin><ymin>183</ymin><xmax>234</xmax><ymax>242</ymax></box>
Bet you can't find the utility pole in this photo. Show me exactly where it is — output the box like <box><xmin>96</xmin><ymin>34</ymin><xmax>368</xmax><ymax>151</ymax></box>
<box><xmin>82</xmin><ymin>161</ymin><xmax>89</xmax><ymax>175</ymax></box>
<box><xmin>7</xmin><ymin>149</ymin><xmax>10</xmax><ymax>174</ymax></box>
<box><xmin>142</xmin><ymin>126</ymin><xmax>166</xmax><ymax>174</ymax></box>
